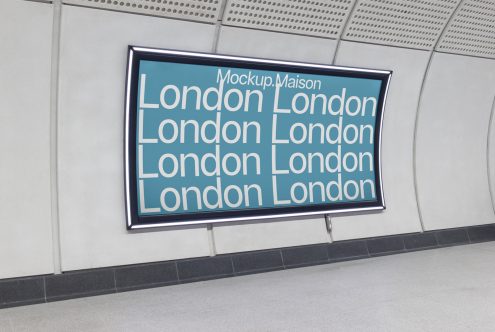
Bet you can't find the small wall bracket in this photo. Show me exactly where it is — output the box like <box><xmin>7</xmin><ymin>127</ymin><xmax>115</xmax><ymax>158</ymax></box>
<box><xmin>325</xmin><ymin>214</ymin><xmax>333</xmax><ymax>242</ymax></box>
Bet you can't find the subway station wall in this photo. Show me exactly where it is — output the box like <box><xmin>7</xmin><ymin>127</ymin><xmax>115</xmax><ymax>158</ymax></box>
<box><xmin>57</xmin><ymin>6</ymin><xmax>213</xmax><ymax>271</ymax></box>
<box><xmin>1</xmin><ymin>0</ymin><xmax>495</xmax><ymax>278</ymax></box>
<box><xmin>331</xmin><ymin>41</ymin><xmax>429</xmax><ymax>241</ymax></box>
<box><xmin>0</xmin><ymin>0</ymin><xmax>54</xmax><ymax>279</ymax></box>
<box><xmin>416</xmin><ymin>53</ymin><xmax>495</xmax><ymax>230</ymax></box>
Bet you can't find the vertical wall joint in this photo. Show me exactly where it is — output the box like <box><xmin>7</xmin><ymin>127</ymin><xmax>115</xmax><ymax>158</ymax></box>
<box><xmin>50</xmin><ymin>0</ymin><xmax>63</xmax><ymax>274</ymax></box>
<box><xmin>487</xmin><ymin>94</ymin><xmax>495</xmax><ymax>217</ymax></box>
<box><xmin>411</xmin><ymin>0</ymin><xmax>464</xmax><ymax>233</ymax></box>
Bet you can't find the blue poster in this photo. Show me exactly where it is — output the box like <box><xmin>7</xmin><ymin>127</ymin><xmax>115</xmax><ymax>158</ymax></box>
<box><xmin>125</xmin><ymin>47</ymin><xmax>391</xmax><ymax>228</ymax></box>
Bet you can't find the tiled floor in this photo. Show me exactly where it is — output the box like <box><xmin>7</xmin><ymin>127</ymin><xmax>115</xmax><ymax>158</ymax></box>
<box><xmin>2</xmin><ymin>242</ymin><xmax>495</xmax><ymax>331</ymax></box>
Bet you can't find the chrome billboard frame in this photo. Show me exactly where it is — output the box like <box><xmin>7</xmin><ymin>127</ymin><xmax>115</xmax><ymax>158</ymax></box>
<box><xmin>125</xmin><ymin>46</ymin><xmax>392</xmax><ymax>230</ymax></box>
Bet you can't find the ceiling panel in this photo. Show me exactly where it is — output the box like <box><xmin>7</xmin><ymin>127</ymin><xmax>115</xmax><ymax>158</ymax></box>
<box><xmin>342</xmin><ymin>0</ymin><xmax>460</xmax><ymax>50</ymax></box>
<box><xmin>63</xmin><ymin>0</ymin><xmax>222</xmax><ymax>23</ymax></box>
<box><xmin>222</xmin><ymin>0</ymin><xmax>356</xmax><ymax>38</ymax></box>
<box><xmin>437</xmin><ymin>0</ymin><xmax>495</xmax><ymax>59</ymax></box>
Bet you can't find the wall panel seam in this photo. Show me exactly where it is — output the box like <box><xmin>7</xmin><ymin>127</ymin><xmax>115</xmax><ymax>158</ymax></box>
<box><xmin>208</xmin><ymin>0</ymin><xmax>228</xmax><ymax>257</ymax></box>
<box><xmin>487</xmin><ymin>93</ymin><xmax>495</xmax><ymax>217</ymax></box>
<box><xmin>412</xmin><ymin>0</ymin><xmax>465</xmax><ymax>233</ymax></box>
<box><xmin>212</xmin><ymin>0</ymin><xmax>228</xmax><ymax>53</ymax></box>
<box><xmin>326</xmin><ymin>0</ymin><xmax>359</xmax><ymax>236</ymax></box>
<box><xmin>49</xmin><ymin>0</ymin><xmax>63</xmax><ymax>274</ymax></box>
<box><xmin>331</xmin><ymin>0</ymin><xmax>359</xmax><ymax>65</ymax></box>
<box><xmin>411</xmin><ymin>54</ymin><xmax>432</xmax><ymax>233</ymax></box>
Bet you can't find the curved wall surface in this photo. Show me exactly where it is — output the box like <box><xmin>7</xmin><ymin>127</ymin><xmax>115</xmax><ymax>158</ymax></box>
<box><xmin>416</xmin><ymin>53</ymin><xmax>495</xmax><ymax>230</ymax></box>
<box><xmin>2</xmin><ymin>0</ymin><xmax>495</xmax><ymax>278</ymax></box>
<box><xmin>330</xmin><ymin>41</ymin><xmax>428</xmax><ymax>240</ymax></box>
<box><xmin>490</xmin><ymin>101</ymin><xmax>495</xmax><ymax>216</ymax></box>
<box><xmin>211</xmin><ymin>26</ymin><xmax>336</xmax><ymax>254</ymax></box>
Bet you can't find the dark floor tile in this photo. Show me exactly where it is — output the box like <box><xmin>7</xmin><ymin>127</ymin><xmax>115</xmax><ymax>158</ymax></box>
<box><xmin>435</xmin><ymin>228</ymin><xmax>469</xmax><ymax>246</ymax></box>
<box><xmin>177</xmin><ymin>256</ymin><xmax>233</xmax><ymax>282</ymax></box>
<box><xmin>327</xmin><ymin>240</ymin><xmax>368</xmax><ymax>261</ymax></box>
<box><xmin>367</xmin><ymin>236</ymin><xmax>405</xmax><ymax>255</ymax></box>
<box><xmin>115</xmin><ymin>262</ymin><xmax>178</xmax><ymax>291</ymax></box>
<box><xmin>45</xmin><ymin>269</ymin><xmax>115</xmax><ymax>301</ymax></box>
<box><xmin>403</xmin><ymin>233</ymin><xmax>438</xmax><ymax>250</ymax></box>
<box><xmin>282</xmin><ymin>244</ymin><xmax>329</xmax><ymax>267</ymax></box>
<box><xmin>0</xmin><ymin>277</ymin><xmax>44</xmax><ymax>307</ymax></box>
<box><xmin>0</xmin><ymin>298</ymin><xmax>45</xmax><ymax>309</ymax></box>
<box><xmin>467</xmin><ymin>225</ymin><xmax>495</xmax><ymax>243</ymax></box>
<box><xmin>232</xmin><ymin>250</ymin><xmax>284</xmax><ymax>274</ymax></box>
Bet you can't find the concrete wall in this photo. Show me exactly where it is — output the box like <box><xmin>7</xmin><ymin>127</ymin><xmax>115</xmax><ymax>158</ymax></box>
<box><xmin>212</xmin><ymin>27</ymin><xmax>335</xmax><ymax>254</ymax></box>
<box><xmin>1</xmin><ymin>0</ymin><xmax>495</xmax><ymax>279</ymax></box>
<box><xmin>57</xmin><ymin>6</ymin><xmax>213</xmax><ymax>271</ymax></box>
<box><xmin>416</xmin><ymin>53</ymin><xmax>495</xmax><ymax>230</ymax></box>
<box><xmin>0</xmin><ymin>0</ymin><xmax>54</xmax><ymax>279</ymax></box>
<box><xmin>331</xmin><ymin>41</ymin><xmax>429</xmax><ymax>240</ymax></box>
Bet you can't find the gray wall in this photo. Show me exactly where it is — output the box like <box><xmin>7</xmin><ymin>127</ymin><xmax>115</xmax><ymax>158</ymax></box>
<box><xmin>1</xmin><ymin>0</ymin><xmax>495</xmax><ymax>279</ymax></box>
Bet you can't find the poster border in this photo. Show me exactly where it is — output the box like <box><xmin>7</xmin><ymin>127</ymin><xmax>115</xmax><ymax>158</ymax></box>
<box><xmin>125</xmin><ymin>46</ymin><xmax>392</xmax><ymax>230</ymax></box>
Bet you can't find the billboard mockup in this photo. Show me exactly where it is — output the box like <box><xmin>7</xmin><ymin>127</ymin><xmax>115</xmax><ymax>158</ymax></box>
<box><xmin>125</xmin><ymin>46</ymin><xmax>391</xmax><ymax>229</ymax></box>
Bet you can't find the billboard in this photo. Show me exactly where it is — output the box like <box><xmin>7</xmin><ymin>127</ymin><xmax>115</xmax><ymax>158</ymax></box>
<box><xmin>125</xmin><ymin>46</ymin><xmax>391</xmax><ymax>229</ymax></box>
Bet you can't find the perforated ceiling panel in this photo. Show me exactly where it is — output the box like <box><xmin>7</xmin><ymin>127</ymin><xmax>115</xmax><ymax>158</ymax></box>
<box><xmin>63</xmin><ymin>0</ymin><xmax>222</xmax><ymax>23</ymax></box>
<box><xmin>437</xmin><ymin>0</ymin><xmax>495</xmax><ymax>59</ymax></box>
<box><xmin>222</xmin><ymin>0</ymin><xmax>356</xmax><ymax>38</ymax></box>
<box><xmin>342</xmin><ymin>0</ymin><xmax>460</xmax><ymax>50</ymax></box>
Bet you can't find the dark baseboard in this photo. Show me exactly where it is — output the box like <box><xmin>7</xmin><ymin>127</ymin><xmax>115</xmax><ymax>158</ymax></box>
<box><xmin>1</xmin><ymin>224</ymin><xmax>494</xmax><ymax>309</ymax></box>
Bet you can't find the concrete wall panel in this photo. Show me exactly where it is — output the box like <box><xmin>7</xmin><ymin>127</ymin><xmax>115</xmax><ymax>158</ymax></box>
<box><xmin>0</xmin><ymin>0</ymin><xmax>54</xmax><ymax>279</ymax></box>
<box><xmin>57</xmin><ymin>6</ymin><xmax>215</xmax><ymax>271</ymax></box>
<box><xmin>489</xmin><ymin>99</ymin><xmax>495</xmax><ymax>216</ymax></box>
<box><xmin>330</xmin><ymin>41</ymin><xmax>429</xmax><ymax>240</ymax></box>
<box><xmin>216</xmin><ymin>26</ymin><xmax>338</xmax><ymax>63</ymax></box>
<box><xmin>212</xmin><ymin>26</ymin><xmax>336</xmax><ymax>254</ymax></box>
<box><xmin>416</xmin><ymin>53</ymin><xmax>495</xmax><ymax>230</ymax></box>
